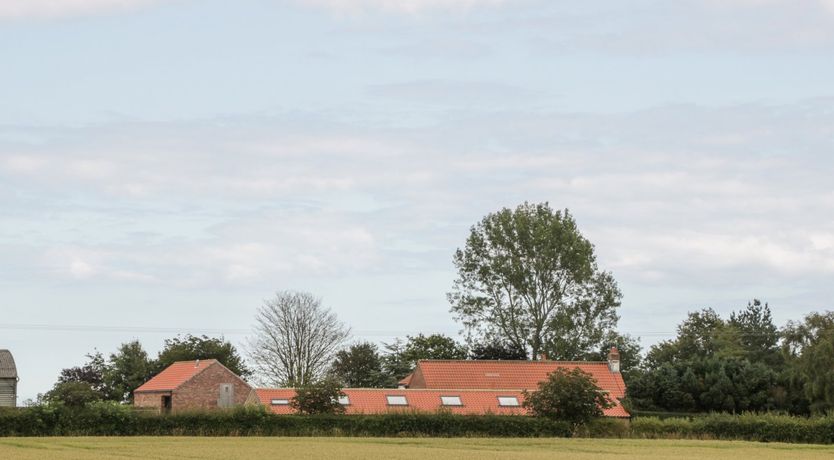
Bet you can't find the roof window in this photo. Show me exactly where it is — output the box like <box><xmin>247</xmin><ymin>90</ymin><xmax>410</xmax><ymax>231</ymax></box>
<box><xmin>440</xmin><ymin>396</ymin><xmax>462</xmax><ymax>406</ymax></box>
<box><xmin>338</xmin><ymin>395</ymin><xmax>350</xmax><ymax>405</ymax></box>
<box><xmin>386</xmin><ymin>395</ymin><xmax>408</xmax><ymax>406</ymax></box>
<box><xmin>497</xmin><ymin>396</ymin><xmax>520</xmax><ymax>407</ymax></box>
<box><xmin>270</xmin><ymin>399</ymin><xmax>290</xmax><ymax>406</ymax></box>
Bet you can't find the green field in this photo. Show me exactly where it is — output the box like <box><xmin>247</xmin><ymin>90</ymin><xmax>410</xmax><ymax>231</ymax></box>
<box><xmin>1</xmin><ymin>437</ymin><xmax>833</xmax><ymax>459</ymax></box>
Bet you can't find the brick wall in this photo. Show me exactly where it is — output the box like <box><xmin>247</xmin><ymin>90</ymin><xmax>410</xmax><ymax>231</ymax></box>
<box><xmin>171</xmin><ymin>362</ymin><xmax>252</xmax><ymax>412</ymax></box>
<box><xmin>134</xmin><ymin>391</ymin><xmax>169</xmax><ymax>411</ymax></box>
<box><xmin>407</xmin><ymin>366</ymin><xmax>426</xmax><ymax>389</ymax></box>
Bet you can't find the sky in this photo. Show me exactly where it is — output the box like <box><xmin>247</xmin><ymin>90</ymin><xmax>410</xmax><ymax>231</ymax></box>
<box><xmin>2</xmin><ymin>0</ymin><xmax>834</xmax><ymax>402</ymax></box>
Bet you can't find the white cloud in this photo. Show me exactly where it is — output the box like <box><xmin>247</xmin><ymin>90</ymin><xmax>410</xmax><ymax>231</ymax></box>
<box><xmin>0</xmin><ymin>0</ymin><xmax>160</xmax><ymax>20</ymax></box>
<box><xmin>298</xmin><ymin>0</ymin><xmax>506</xmax><ymax>14</ymax></box>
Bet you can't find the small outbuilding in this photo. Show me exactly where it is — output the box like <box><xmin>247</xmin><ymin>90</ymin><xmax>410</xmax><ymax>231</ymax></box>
<box><xmin>0</xmin><ymin>349</ymin><xmax>18</xmax><ymax>408</ymax></box>
<box><xmin>133</xmin><ymin>359</ymin><xmax>252</xmax><ymax>413</ymax></box>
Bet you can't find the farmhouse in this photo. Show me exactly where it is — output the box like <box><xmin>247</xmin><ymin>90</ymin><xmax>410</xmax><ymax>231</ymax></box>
<box><xmin>133</xmin><ymin>359</ymin><xmax>252</xmax><ymax>413</ymax></box>
<box><xmin>136</xmin><ymin>348</ymin><xmax>628</xmax><ymax>417</ymax></box>
<box><xmin>0</xmin><ymin>349</ymin><xmax>18</xmax><ymax>408</ymax></box>
<box><xmin>249</xmin><ymin>348</ymin><xmax>629</xmax><ymax>417</ymax></box>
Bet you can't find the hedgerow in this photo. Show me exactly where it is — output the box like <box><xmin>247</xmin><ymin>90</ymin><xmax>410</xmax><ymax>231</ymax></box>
<box><xmin>1</xmin><ymin>404</ymin><xmax>833</xmax><ymax>444</ymax></box>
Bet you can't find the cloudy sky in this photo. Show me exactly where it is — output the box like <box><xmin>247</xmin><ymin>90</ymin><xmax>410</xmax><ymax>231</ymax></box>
<box><xmin>2</xmin><ymin>0</ymin><xmax>834</xmax><ymax>401</ymax></box>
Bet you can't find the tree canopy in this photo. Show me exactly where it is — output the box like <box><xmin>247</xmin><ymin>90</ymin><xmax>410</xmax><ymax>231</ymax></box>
<box><xmin>249</xmin><ymin>290</ymin><xmax>350</xmax><ymax>386</ymax></box>
<box><xmin>449</xmin><ymin>203</ymin><xmax>621</xmax><ymax>360</ymax></box>
<box><xmin>156</xmin><ymin>334</ymin><xmax>250</xmax><ymax>378</ymax></box>
<box><xmin>330</xmin><ymin>342</ymin><xmax>389</xmax><ymax>388</ymax></box>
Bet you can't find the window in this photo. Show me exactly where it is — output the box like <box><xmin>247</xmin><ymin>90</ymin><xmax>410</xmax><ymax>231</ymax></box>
<box><xmin>440</xmin><ymin>396</ymin><xmax>462</xmax><ymax>406</ymax></box>
<box><xmin>270</xmin><ymin>399</ymin><xmax>290</xmax><ymax>406</ymax></box>
<box><xmin>497</xmin><ymin>396</ymin><xmax>520</xmax><ymax>407</ymax></box>
<box><xmin>386</xmin><ymin>395</ymin><xmax>408</xmax><ymax>406</ymax></box>
<box><xmin>338</xmin><ymin>395</ymin><xmax>350</xmax><ymax>405</ymax></box>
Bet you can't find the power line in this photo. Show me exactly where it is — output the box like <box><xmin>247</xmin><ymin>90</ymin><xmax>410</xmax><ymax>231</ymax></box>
<box><xmin>0</xmin><ymin>323</ymin><xmax>450</xmax><ymax>337</ymax></box>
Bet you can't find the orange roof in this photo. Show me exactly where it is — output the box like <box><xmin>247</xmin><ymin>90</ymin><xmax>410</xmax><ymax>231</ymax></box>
<box><xmin>135</xmin><ymin>359</ymin><xmax>218</xmax><ymax>392</ymax></box>
<box><xmin>398</xmin><ymin>373</ymin><xmax>413</xmax><ymax>387</ymax></box>
<box><xmin>412</xmin><ymin>360</ymin><xmax>627</xmax><ymax>398</ymax></box>
<box><xmin>253</xmin><ymin>388</ymin><xmax>629</xmax><ymax>418</ymax></box>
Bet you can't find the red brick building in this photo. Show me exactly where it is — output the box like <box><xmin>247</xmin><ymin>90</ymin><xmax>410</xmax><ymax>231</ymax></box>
<box><xmin>248</xmin><ymin>348</ymin><xmax>629</xmax><ymax>418</ymax></box>
<box><xmin>134</xmin><ymin>359</ymin><xmax>251</xmax><ymax>413</ymax></box>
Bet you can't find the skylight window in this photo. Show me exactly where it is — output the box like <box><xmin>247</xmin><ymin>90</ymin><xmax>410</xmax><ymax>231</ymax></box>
<box><xmin>440</xmin><ymin>396</ymin><xmax>462</xmax><ymax>406</ymax></box>
<box><xmin>386</xmin><ymin>395</ymin><xmax>408</xmax><ymax>406</ymax></box>
<box><xmin>338</xmin><ymin>395</ymin><xmax>350</xmax><ymax>405</ymax></box>
<box><xmin>271</xmin><ymin>399</ymin><xmax>290</xmax><ymax>406</ymax></box>
<box><xmin>497</xmin><ymin>396</ymin><xmax>520</xmax><ymax>407</ymax></box>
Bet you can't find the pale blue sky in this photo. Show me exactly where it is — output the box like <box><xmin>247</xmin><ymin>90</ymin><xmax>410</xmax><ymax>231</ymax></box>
<box><xmin>2</xmin><ymin>0</ymin><xmax>834</xmax><ymax>401</ymax></box>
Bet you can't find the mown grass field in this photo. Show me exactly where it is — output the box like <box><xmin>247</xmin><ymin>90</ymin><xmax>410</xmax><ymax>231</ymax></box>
<box><xmin>1</xmin><ymin>437</ymin><xmax>833</xmax><ymax>459</ymax></box>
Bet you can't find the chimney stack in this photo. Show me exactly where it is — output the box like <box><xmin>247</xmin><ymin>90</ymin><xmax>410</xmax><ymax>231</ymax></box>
<box><xmin>607</xmin><ymin>347</ymin><xmax>620</xmax><ymax>373</ymax></box>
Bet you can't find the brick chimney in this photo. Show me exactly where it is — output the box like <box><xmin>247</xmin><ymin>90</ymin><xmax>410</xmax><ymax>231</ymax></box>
<box><xmin>607</xmin><ymin>346</ymin><xmax>620</xmax><ymax>373</ymax></box>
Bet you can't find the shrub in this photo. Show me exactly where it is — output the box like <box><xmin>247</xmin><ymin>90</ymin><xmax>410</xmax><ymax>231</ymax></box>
<box><xmin>523</xmin><ymin>368</ymin><xmax>614</xmax><ymax>428</ymax></box>
<box><xmin>291</xmin><ymin>378</ymin><xmax>346</xmax><ymax>415</ymax></box>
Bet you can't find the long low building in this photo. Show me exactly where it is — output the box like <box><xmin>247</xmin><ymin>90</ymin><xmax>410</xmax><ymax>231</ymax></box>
<box><xmin>248</xmin><ymin>348</ymin><xmax>629</xmax><ymax>418</ymax></box>
<box><xmin>248</xmin><ymin>387</ymin><xmax>630</xmax><ymax>417</ymax></box>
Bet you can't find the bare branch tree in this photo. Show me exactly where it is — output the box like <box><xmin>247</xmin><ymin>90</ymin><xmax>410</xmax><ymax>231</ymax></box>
<box><xmin>249</xmin><ymin>291</ymin><xmax>350</xmax><ymax>386</ymax></box>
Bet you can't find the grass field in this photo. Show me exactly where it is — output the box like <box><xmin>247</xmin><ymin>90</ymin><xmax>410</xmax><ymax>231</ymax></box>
<box><xmin>1</xmin><ymin>437</ymin><xmax>833</xmax><ymax>459</ymax></box>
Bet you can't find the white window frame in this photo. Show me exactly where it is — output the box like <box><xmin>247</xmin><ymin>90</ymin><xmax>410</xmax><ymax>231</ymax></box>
<box><xmin>497</xmin><ymin>396</ymin><xmax>520</xmax><ymax>407</ymax></box>
<box><xmin>386</xmin><ymin>395</ymin><xmax>408</xmax><ymax>406</ymax></box>
<box><xmin>270</xmin><ymin>399</ymin><xmax>290</xmax><ymax>406</ymax></box>
<box><xmin>338</xmin><ymin>395</ymin><xmax>350</xmax><ymax>405</ymax></box>
<box><xmin>440</xmin><ymin>396</ymin><xmax>463</xmax><ymax>406</ymax></box>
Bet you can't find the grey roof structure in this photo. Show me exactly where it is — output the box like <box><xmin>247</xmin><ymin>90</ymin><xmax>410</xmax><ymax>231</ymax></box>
<box><xmin>0</xmin><ymin>350</ymin><xmax>17</xmax><ymax>379</ymax></box>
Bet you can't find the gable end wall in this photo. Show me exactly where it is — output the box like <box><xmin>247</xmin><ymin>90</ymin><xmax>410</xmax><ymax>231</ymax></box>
<box><xmin>172</xmin><ymin>363</ymin><xmax>252</xmax><ymax>412</ymax></box>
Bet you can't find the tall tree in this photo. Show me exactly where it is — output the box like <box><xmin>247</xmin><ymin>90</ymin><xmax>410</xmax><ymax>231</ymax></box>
<box><xmin>249</xmin><ymin>290</ymin><xmax>350</xmax><ymax>386</ymax></box>
<box><xmin>782</xmin><ymin>311</ymin><xmax>834</xmax><ymax>413</ymax></box>
<box><xmin>105</xmin><ymin>340</ymin><xmax>154</xmax><ymax>403</ymax></box>
<box><xmin>469</xmin><ymin>339</ymin><xmax>527</xmax><ymax>360</ymax></box>
<box><xmin>448</xmin><ymin>203</ymin><xmax>621</xmax><ymax>360</ymax></box>
<box><xmin>400</xmin><ymin>334</ymin><xmax>467</xmax><ymax>364</ymax></box>
<box><xmin>380</xmin><ymin>339</ymin><xmax>413</xmax><ymax>382</ymax></box>
<box><xmin>157</xmin><ymin>334</ymin><xmax>251</xmax><ymax>378</ymax></box>
<box><xmin>331</xmin><ymin>342</ymin><xmax>389</xmax><ymax>388</ymax></box>
<box><xmin>56</xmin><ymin>351</ymin><xmax>119</xmax><ymax>401</ymax></box>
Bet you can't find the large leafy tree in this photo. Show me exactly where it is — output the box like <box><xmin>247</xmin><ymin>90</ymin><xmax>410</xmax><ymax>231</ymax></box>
<box><xmin>156</xmin><ymin>334</ymin><xmax>251</xmax><ymax>378</ymax></box>
<box><xmin>105</xmin><ymin>340</ymin><xmax>154</xmax><ymax>403</ymax></box>
<box><xmin>331</xmin><ymin>342</ymin><xmax>389</xmax><ymax>388</ymax></box>
<box><xmin>782</xmin><ymin>311</ymin><xmax>834</xmax><ymax>413</ymax></box>
<box><xmin>630</xmin><ymin>300</ymin><xmax>798</xmax><ymax>414</ymax></box>
<box><xmin>469</xmin><ymin>339</ymin><xmax>527</xmax><ymax>360</ymax></box>
<box><xmin>449</xmin><ymin>203</ymin><xmax>621</xmax><ymax>360</ymax></box>
<box><xmin>380</xmin><ymin>334</ymin><xmax>468</xmax><ymax>383</ymax></box>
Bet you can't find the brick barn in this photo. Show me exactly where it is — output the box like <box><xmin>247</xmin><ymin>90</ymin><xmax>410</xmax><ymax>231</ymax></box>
<box><xmin>134</xmin><ymin>359</ymin><xmax>252</xmax><ymax>413</ymax></box>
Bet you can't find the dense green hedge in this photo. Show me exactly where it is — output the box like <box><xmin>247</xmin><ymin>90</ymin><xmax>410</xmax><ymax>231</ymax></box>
<box><xmin>1</xmin><ymin>404</ymin><xmax>833</xmax><ymax>444</ymax></box>
<box><xmin>630</xmin><ymin>413</ymin><xmax>834</xmax><ymax>444</ymax></box>
<box><xmin>0</xmin><ymin>404</ymin><xmax>572</xmax><ymax>437</ymax></box>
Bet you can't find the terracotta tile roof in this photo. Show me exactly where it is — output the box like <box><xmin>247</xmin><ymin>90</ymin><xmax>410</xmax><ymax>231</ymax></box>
<box><xmin>412</xmin><ymin>360</ymin><xmax>627</xmax><ymax>399</ymax></box>
<box><xmin>398</xmin><ymin>373</ymin><xmax>413</xmax><ymax>387</ymax></box>
<box><xmin>253</xmin><ymin>388</ymin><xmax>629</xmax><ymax>418</ymax></box>
<box><xmin>135</xmin><ymin>359</ymin><xmax>218</xmax><ymax>392</ymax></box>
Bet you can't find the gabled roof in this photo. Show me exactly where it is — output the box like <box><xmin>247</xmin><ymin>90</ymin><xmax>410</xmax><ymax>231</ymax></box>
<box><xmin>252</xmin><ymin>388</ymin><xmax>630</xmax><ymax>418</ymax></box>
<box><xmin>0</xmin><ymin>350</ymin><xmax>16</xmax><ymax>379</ymax></box>
<box><xmin>398</xmin><ymin>373</ymin><xmax>413</xmax><ymax>387</ymax></box>
<box><xmin>135</xmin><ymin>359</ymin><xmax>218</xmax><ymax>392</ymax></box>
<box><xmin>412</xmin><ymin>360</ymin><xmax>626</xmax><ymax>398</ymax></box>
